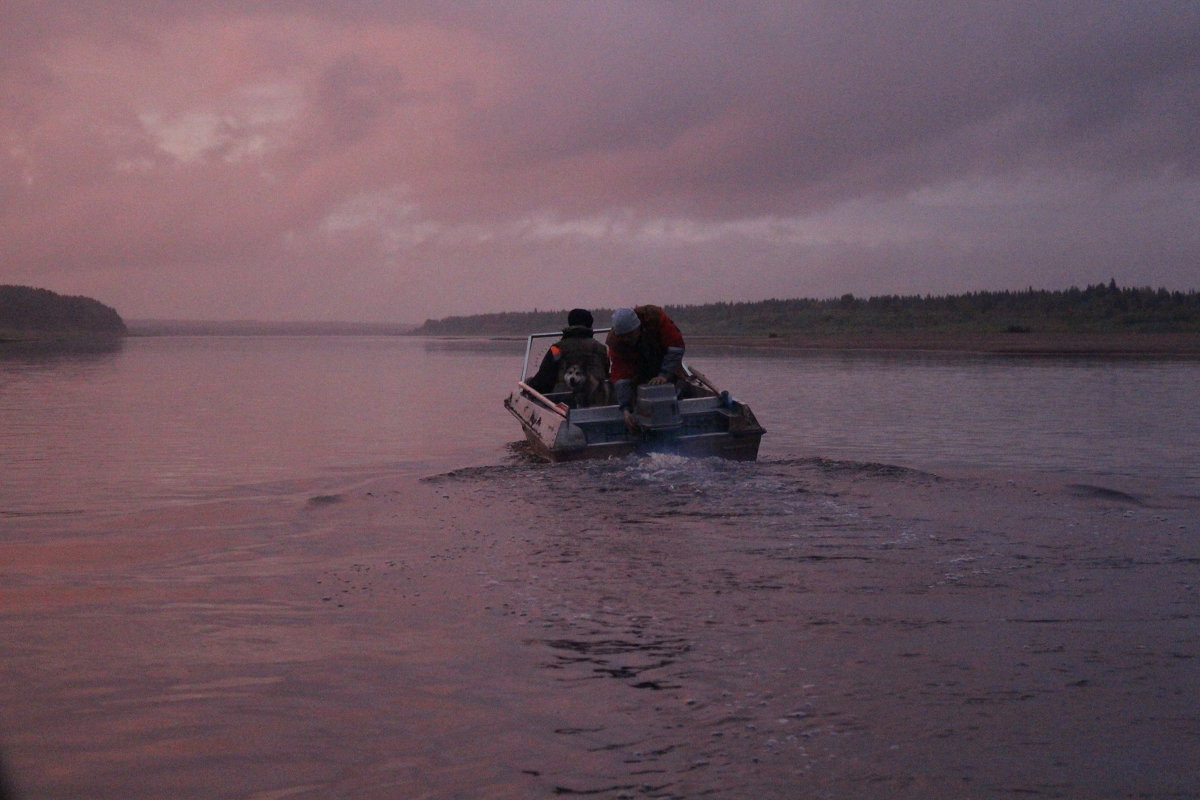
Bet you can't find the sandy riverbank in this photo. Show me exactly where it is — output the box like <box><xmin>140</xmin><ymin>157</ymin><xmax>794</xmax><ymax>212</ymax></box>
<box><xmin>1</xmin><ymin>456</ymin><xmax>1197</xmax><ymax>798</ymax></box>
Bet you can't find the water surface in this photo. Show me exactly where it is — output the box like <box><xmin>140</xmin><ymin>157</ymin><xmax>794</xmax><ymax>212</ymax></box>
<box><xmin>2</xmin><ymin>336</ymin><xmax>1197</xmax><ymax>516</ymax></box>
<box><xmin>2</xmin><ymin>336</ymin><xmax>1198</xmax><ymax>800</ymax></box>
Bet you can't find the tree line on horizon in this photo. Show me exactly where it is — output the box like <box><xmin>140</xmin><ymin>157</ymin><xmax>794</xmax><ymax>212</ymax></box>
<box><xmin>413</xmin><ymin>282</ymin><xmax>1200</xmax><ymax>337</ymax></box>
<box><xmin>0</xmin><ymin>285</ymin><xmax>127</xmax><ymax>340</ymax></box>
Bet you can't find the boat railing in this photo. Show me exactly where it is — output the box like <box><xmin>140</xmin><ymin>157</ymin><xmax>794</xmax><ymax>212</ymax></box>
<box><xmin>515</xmin><ymin>327</ymin><xmax>613</xmax><ymax>421</ymax></box>
<box><xmin>516</xmin><ymin>328</ymin><xmax>725</xmax><ymax>416</ymax></box>
<box><xmin>515</xmin><ymin>380</ymin><xmax>569</xmax><ymax>419</ymax></box>
<box><xmin>519</xmin><ymin>328</ymin><xmax>611</xmax><ymax>381</ymax></box>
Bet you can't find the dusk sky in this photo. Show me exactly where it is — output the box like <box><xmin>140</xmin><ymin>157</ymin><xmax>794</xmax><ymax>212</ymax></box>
<box><xmin>2</xmin><ymin>1</ymin><xmax>1198</xmax><ymax>323</ymax></box>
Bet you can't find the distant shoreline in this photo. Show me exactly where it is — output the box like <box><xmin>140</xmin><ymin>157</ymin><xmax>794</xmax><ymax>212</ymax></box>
<box><xmin>10</xmin><ymin>328</ymin><xmax>1199</xmax><ymax>359</ymax></box>
<box><xmin>464</xmin><ymin>329</ymin><xmax>1200</xmax><ymax>358</ymax></box>
<box><xmin>126</xmin><ymin>320</ymin><xmax>417</xmax><ymax>336</ymax></box>
<box><xmin>685</xmin><ymin>330</ymin><xmax>1200</xmax><ymax>357</ymax></box>
<box><xmin>0</xmin><ymin>332</ymin><xmax>125</xmax><ymax>353</ymax></box>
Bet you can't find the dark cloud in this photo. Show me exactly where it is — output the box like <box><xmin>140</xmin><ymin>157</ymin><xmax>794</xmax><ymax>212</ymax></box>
<box><xmin>314</xmin><ymin>56</ymin><xmax>411</xmax><ymax>142</ymax></box>
<box><xmin>434</xmin><ymin>1</ymin><xmax>1200</xmax><ymax>218</ymax></box>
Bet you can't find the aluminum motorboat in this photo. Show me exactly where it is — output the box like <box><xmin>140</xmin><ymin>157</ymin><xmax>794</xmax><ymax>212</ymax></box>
<box><xmin>503</xmin><ymin>329</ymin><xmax>765</xmax><ymax>462</ymax></box>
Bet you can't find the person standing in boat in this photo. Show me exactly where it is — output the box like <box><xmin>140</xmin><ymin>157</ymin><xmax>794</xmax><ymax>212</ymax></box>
<box><xmin>606</xmin><ymin>305</ymin><xmax>686</xmax><ymax>430</ymax></box>
<box><xmin>525</xmin><ymin>308</ymin><xmax>610</xmax><ymax>394</ymax></box>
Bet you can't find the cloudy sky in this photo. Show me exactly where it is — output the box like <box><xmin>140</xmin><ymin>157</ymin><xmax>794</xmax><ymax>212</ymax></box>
<box><xmin>2</xmin><ymin>1</ymin><xmax>1198</xmax><ymax>323</ymax></box>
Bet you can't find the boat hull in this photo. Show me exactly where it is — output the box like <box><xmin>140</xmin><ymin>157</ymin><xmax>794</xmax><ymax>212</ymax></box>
<box><xmin>504</xmin><ymin>387</ymin><xmax>764</xmax><ymax>463</ymax></box>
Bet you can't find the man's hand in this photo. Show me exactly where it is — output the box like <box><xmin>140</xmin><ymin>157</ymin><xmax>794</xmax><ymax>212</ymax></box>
<box><xmin>646</xmin><ymin>375</ymin><xmax>668</xmax><ymax>386</ymax></box>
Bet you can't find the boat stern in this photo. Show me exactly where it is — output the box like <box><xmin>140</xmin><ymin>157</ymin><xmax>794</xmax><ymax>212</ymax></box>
<box><xmin>504</xmin><ymin>388</ymin><xmax>588</xmax><ymax>459</ymax></box>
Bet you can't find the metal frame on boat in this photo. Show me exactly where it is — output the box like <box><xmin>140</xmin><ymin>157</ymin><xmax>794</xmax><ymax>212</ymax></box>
<box><xmin>503</xmin><ymin>329</ymin><xmax>765</xmax><ymax>462</ymax></box>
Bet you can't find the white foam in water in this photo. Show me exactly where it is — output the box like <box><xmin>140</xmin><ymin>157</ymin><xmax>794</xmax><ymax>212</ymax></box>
<box><xmin>562</xmin><ymin>452</ymin><xmax>814</xmax><ymax>519</ymax></box>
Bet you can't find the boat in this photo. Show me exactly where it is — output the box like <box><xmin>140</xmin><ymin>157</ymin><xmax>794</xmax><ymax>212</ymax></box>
<box><xmin>503</xmin><ymin>329</ymin><xmax>765</xmax><ymax>462</ymax></box>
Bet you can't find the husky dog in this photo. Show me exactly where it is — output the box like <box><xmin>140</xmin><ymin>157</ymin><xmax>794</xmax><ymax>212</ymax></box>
<box><xmin>560</xmin><ymin>354</ymin><xmax>612</xmax><ymax>408</ymax></box>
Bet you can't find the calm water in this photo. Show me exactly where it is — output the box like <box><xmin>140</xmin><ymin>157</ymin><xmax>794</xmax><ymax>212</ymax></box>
<box><xmin>2</xmin><ymin>336</ymin><xmax>1197</xmax><ymax>515</ymax></box>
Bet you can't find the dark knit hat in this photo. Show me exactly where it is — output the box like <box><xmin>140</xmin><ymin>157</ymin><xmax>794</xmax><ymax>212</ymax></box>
<box><xmin>567</xmin><ymin>308</ymin><xmax>593</xmax><ymax>327</ymax></box>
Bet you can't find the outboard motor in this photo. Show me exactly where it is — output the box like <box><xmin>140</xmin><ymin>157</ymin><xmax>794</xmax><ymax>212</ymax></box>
<box><xmin>634</xmin><ymin>383</ymin><xmax>682</xmax><ymax>432</ymax></box>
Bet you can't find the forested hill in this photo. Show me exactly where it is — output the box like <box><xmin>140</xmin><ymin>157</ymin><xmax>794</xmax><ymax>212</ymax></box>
<box><xmin>414</xmin><ymin>284</ymin><xmax>1200</xmax><ymax>336</ymax></box>
<box><xmin>0</xmin><ymin>285</ymin><xmax>128</xmax><ymax>340</ymax></box>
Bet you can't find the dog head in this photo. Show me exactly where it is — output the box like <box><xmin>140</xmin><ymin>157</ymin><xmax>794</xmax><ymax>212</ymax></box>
<box><xmin>562</xmin><ymin>359</ymin><xmax>590</xmax><ymax>392</ymax></box>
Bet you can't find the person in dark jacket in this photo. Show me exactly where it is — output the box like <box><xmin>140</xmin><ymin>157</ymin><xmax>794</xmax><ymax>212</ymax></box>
<box><xmin>525</xmin><ymin>308</ymin><xmax>610</xmax><ymax>394</ymax></box>
<box><xmin>605</xmin><ymin>305</ymin><xmax>686</xmax><ymax>429</ymax></box>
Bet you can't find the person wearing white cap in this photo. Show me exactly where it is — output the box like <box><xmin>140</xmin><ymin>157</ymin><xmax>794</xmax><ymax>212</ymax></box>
<box><xmin>605</xmin><ymin>305</ymin><xmax>686</xmax><ymax>430</ymax></box>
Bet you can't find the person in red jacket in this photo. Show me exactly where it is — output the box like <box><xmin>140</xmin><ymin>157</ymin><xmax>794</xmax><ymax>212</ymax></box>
<box><xmin>605</xmin><ymin>305</ymin><xmax>686</xmax><ymax>430</ymax></box>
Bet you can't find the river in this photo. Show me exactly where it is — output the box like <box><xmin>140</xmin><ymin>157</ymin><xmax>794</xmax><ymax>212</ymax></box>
<box><xmin>1</xmin><ymin>335</ymin><xmax>1197</xmax><ymax>799</ymax></box>
<box><xmin>2</xmin><ymin>335</ymin><xmax>1196</xmax><ymax>516</ymax></box>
